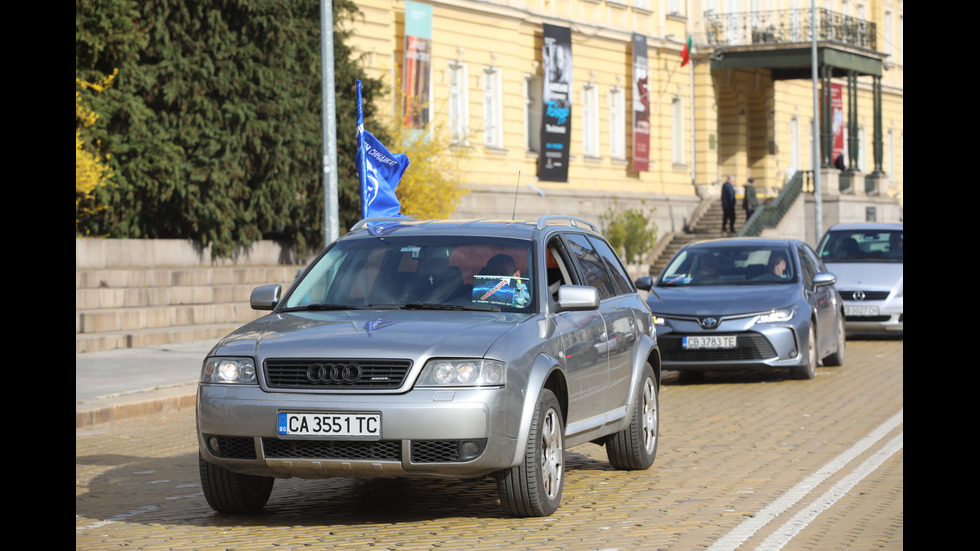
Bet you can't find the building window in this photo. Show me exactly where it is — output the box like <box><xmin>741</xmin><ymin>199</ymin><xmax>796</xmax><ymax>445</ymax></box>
<box><xmin>582</xmin><ymin>82</ymin><xmax>599</xmax><ymax>157</ymax></box>
<box><xmin>790</xmin><ymin>116</ymin><xmax>800</xmax><ymax>172</ymax></box>
<box><xmin>858</xmin><ymin>126</ymin><xmax>867</xmax><ymax>172</ymax></box>
<box><xmin>609</xmin><ymin>86</ymin><xmax>625</xmax><ymax>160</ymax></box>
<box><xmin>482</xmin><ymin>67</ymin><xmax>503</xmax><ymax>148</ymax></box>
<box><xmin>524</xmin><ymin>74</ymin><xmax>542</xmax><ymax>153</ymax></box>
<box><xmin>447</xmin><ymin>62</ymin><xmax>469</xmax><ymax>145</ymax></box>
<box><xmin>671</xmin><ymin>96</ymin><xmax>684</xmax><ymax>164</ymax></box>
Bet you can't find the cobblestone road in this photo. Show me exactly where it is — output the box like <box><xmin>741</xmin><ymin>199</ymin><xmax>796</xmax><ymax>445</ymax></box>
<box><xmin>76</xmin><ymin>339</ymin><xmax>902</xmax><ymax>550</ymax></box>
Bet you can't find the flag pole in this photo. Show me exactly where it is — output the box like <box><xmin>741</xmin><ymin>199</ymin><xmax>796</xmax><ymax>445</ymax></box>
<box><xmin>321</xmin><ymin>0</ymin><xmax>339</xmax><ymax>246</ymax></box>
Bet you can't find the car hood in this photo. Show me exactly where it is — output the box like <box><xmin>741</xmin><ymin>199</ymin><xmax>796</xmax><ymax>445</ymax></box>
<box><xmin>824</xmin><ymin>262</ymin><xmax>903</xmax><ymax>291</ymax></box>
<box><xmin>648</xmin><ymin>284</ymin><xmax>801</xmax><ymax>316</ymax></box>
<box><xmin>212</xmin><ymin>309</ymin><xmax>530</xmax><ymax>360</ymax></box>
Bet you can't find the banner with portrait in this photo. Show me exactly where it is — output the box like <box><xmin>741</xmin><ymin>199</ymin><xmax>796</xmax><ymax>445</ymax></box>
<box><xmin>631</xmin><ymin>33</ymin><xmax>650</xmax><ymax>172</ymax></box>
<box><xmin>539</xmin><ymin>24</ymin><xmax>572</xmax><ymax>182</ymax></box>
<box><xmin>403</xmin><ymin>1</ymin><xmax>432</xmax><ymax>129</ymax></box>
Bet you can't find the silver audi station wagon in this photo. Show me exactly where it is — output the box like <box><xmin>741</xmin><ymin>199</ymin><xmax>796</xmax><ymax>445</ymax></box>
<box><xmin>197</xmin><ymin>216</ymin><xmax>661</xmax><ymax>517</ymax></box>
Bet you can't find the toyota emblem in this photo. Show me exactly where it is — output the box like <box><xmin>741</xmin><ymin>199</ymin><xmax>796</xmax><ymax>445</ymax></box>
<box><xmin>700</xmin><ymin>317</ymin><xmax>719</xmax><ymax>329</ymax></box>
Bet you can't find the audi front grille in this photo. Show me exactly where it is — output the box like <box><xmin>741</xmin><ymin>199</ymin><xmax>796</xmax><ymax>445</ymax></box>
<box><xmin>264</xmin><ymin>358</ymin><xmax>413</xmax><ymax>390</ymax></box>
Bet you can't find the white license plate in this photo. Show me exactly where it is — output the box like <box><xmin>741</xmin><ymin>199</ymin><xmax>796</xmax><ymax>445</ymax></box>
<box><xmin>278</xmin><ymin>412</ymin><xmax>381</xmax><ymax>438</ymax></box>
<box><xmin>683</xmin><ymin>335</ymin><xmax>737</xmax><ymax>349</ymax></box>
<box><xmin>845</xmin><ymin>305</ymin><xmax>879</xmax><ymax>316</ymax></box>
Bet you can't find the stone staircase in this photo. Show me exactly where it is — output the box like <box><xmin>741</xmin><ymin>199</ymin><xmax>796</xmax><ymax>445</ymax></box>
<box><xmin>75</xmin><ymin>265</ymin><xmax>303</xmax><ymax>354</ymax></box>
<box><xmin>648</xmin><ymin>200</ymin><xmax>747</xmax><ymax>278</ymax></box>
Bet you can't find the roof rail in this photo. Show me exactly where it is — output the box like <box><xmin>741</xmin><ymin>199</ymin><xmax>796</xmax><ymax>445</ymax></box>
<box><xmin>349</xmin><ymin>217</ymin><xmax>417</xmax><ymax>231</ymax></box>
<box><xmin>536</xmin><ymin>215</ymin><xmax>599</xmax><ymax>232</ymax></box>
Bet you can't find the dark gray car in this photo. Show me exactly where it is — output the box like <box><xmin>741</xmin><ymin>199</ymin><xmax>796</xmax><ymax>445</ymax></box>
<box><xmin>197</xmin><ymin>216</ymin><xmax>661</xmax><ymax>517</ymax></box>
<box><xmin>636</xmin><ymin>238</ymin><xmax>845</xmax><ymax>380</ymax></box>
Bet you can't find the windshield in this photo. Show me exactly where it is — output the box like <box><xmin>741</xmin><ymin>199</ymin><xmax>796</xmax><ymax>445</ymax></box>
<box><xmin>817</xmin><ymin>229</ymin><xmax>902</xmax><ymax>263</ymax></box>
<box><xmin>283</xmin><ymin>235</ymin><xmax>535</xmax><ymax>313</ymax></box>
<box><xmin>657</xmin><ymin>245</ymin><xmax>796</xmax><ymax>286</ymax></box>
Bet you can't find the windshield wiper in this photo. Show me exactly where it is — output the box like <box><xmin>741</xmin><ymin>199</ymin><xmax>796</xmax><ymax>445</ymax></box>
<box><xmin>281</xmin><ymin>304</ymin><xmax>363</xmax><ymax>312</ymax></box>
<box><xmin>397</xmin><ymin>303</ymin><xmax>502</xmax><ymax>312</ymax></box>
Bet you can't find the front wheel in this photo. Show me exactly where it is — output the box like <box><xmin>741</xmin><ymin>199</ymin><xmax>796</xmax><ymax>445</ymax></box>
<box><xmin>606</xmin><ymin>363</ymin><xmax>659</xmax><ymax>470</ymax></box>
<box><xmin>790</xmin><ymin>324</ymin><xmax>818</xmax><ymax>380</ymax></box>
<box><xmin>497</xmin><ymin>388</ymin><xmax>565</xmax><ymax>517</ymax></box>
<box><xmin>823</xmin><ymin>313</ymin><xmax>846</xmax><ymax>367</ymax></box>
<box><xmin>199</xmin><ymin>454</ymin><xmax>274</xmax><ymax>513</ymax></box>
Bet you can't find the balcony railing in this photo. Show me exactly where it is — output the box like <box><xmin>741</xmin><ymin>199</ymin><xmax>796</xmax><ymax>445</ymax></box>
<box><xmin>705</xmin><ymin>9</ymin><xmax>876</xmax><ymax>50</ymax></box>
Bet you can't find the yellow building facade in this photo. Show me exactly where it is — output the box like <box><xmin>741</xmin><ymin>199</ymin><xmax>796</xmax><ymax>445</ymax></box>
<box><xmin>347</xmin><ymin>0</ymin><xmax>903</xmax><ymax>241</ymax></box>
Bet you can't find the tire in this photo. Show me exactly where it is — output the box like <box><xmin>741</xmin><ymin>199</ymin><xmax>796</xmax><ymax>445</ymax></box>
<box><xmin>822</xmin><ymin>313</ymin><xmax>846</xmax><ymax>367</ymax></box>
<box><xmin>497</xmin><ymin>389</ymin><xmax>564</xmax><ymax>517</ymax></box>
<box><xmin>606</xmin><ymin>363</ymin><xmax>659</xmax><ymax>470</ymax></box>
<box><xmin>791</xmin><ymin>324</ymin><xmax>817</xmax><ymax>380</ymax></box>
<box><xmin>199</xmin><ymin>454</ymin><xmax>274</xmax><ymax>514</ymax></box>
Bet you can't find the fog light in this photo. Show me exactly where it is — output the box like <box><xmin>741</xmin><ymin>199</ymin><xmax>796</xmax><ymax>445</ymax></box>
<box><xmin>459</xmin><ymin>440</ymin><xmax>483</xmax><ymax>461</ymax></box>
<box><xmin>209</xmin><ymin>436</ymin><xmax>220</xmax><ymax>453</ymax></box>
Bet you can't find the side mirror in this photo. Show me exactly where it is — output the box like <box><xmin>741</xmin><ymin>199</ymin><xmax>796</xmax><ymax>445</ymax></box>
<box><xmin>634</xmin><ymin>276</ymin><xmax>653</xmax><ymax>291</ymax></box>
<box><xmin>813</xmin><ymin>272</ymin><xmax>837</xmax><ymax>287</ymax></box>
<box><xmin>250</xmin><ymin>284</ymin><xmax>282</xmax><ymax>310</ymax></box>
<box><xmin>556</xmin><ymin>285</ymin><xmax>600</xmax><ymax>312</ymax></box>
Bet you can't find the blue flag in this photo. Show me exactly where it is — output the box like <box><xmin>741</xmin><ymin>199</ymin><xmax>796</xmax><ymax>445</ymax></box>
<box><xmin>356</xmin><ymin>80</ymin><xmax>409</xmax><ymax>219</ymax></box>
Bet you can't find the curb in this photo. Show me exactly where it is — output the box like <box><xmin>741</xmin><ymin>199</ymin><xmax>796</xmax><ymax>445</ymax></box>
<box><xmin>75</xmin><ymin>383</ymin><xmax>197</xmax><ymax>428</ymax></box>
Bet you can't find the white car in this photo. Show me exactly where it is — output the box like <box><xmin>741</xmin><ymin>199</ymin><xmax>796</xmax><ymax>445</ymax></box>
<box><xmin>816</xmin><ymin>223</ymin><xmax>903</xmax><ymax>335</ymax></box>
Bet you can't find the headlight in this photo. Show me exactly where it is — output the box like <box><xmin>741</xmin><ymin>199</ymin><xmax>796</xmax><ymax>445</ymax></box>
<box><xmin>201</xmin><ymin>357</ymin><xmax>257</xmax><ymax>384</ymax></box>
<box><xmin>418</xmin><ymin>359</ymin><xmax>507</xmax><ymax>387</ymax></box>
<box><xmin>756</xmin><ymin>307</ymin><xmax>797</xmax><ymax>324</ymax></box>
<box><xmin>651</xmin><ymin>315</ymin><xmax>666</xmax><ymax>326</ymax></box>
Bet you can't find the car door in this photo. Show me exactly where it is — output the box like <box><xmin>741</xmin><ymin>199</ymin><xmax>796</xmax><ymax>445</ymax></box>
<box><xmin>545</xmin><ymin>235</ymin><xmax>609</xmax><ymax>422</ymax></box>
<box><xmin>797</xmin><ymin>244</ymin><xmax>835</xmax><ymax>355</ymax></box>
<box><xmin>562</xmin><ymin>233</ymin><xmax>636</xmax><ymax>415</ymax></box>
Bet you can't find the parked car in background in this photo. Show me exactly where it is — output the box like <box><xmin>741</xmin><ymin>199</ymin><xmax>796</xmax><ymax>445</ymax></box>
<box><xmin>816</xmin><ymin>223</ymin><xmax>903</xmax><ymax>335</ymax></box>
<box><xmin>197</xmin><ymin>216</ymin><xmax>661</xmax><ymax>518</ymax></box>
<box><xmin>635</xmin><ymin>238</ymin><xmax>845</xmax><ymax>380</ymax></box>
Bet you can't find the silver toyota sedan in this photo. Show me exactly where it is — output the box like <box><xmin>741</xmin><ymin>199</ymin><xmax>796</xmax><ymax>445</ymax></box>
<box><xmin>197</xmin><ymin>217</ymin><xmax>661</xmax><ymax>517</ymax></box>
<box><xmin>635</xmin><ymin>238</ymin><xmax>845</xmax><ymax>380</ymax></box>
<box><xmin>816</xmin><ymin>223</ymin><xmax>903</xmax><ymax>335</ymax></box>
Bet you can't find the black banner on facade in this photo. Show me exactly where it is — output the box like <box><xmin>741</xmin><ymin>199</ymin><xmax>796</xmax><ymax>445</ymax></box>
<box><xmin>539</xmin><ymin>24</ymin><xmax>572</xmax><ymax>182</ymax></box>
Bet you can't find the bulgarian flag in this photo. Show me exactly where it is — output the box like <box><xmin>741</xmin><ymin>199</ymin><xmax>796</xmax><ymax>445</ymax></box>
<box><xmin>680</xmin><ymin>35</ymin><xmax>692</xmax><ymax>67</ymax></box>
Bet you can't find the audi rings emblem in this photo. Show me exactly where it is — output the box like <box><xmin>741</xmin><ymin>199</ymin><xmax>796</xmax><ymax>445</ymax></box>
<box><xmin>306</xmin><ymin>362</ymin><xmax>362</xmax><ymax>385</ymax></box>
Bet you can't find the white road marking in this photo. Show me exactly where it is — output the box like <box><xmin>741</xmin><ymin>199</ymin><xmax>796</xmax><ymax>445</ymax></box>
<box><xmin>708</xmin><ymin>409</ymin><xmax>903</xmax><ymax>551</ymax></box>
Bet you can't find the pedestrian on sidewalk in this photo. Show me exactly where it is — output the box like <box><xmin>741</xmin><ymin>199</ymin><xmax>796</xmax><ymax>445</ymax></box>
<box><xmin>721</xmin><ymin>175</ymin><xmax>736</xmax><ymax>234</ymax></box>
<box><xmin>743</xmin><ymin>177</ymin><xmax>759</xmax><ymax>221</ymax></box>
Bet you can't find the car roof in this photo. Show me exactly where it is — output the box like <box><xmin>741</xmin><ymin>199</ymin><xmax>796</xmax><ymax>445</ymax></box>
<box><xmin>678</xmin><ymin>237</ymin><xmax>802</xmax><ymax>250</ymax></box>
<box><xmin>825</xmin><ymin>222</ymin><xmax>903</xmax><ymax>232</ymax></box>
<box><xmin>343</xmin><ymin>216</ymin><xmax>601</xmax><ymax>240</ymax></box>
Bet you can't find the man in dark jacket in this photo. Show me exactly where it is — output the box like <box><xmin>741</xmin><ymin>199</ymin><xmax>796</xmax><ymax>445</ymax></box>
<box><xmin>743</xmin><ymin>177</ymin><xmax>759</xmax><ymax>221</ymax></box>
<box><xmin>721</xmin><ymin>175</ymin><xmax>736</xmax><ymax>233</ymax></box>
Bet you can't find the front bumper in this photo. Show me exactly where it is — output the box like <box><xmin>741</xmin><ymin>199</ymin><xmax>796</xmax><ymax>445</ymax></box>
<box><xmin>653</xmin><ymin>315</ymin><xmax>806</xmax><ymax>371</ymax></box>
<box><xmin>197</xmin><ymin>384</ymin><xmax>517</xmax><ymax>479</ymax></box>
<box><xmin>843</xmin><ymin>297</ymin><xmax>903</xmax><ymax>334</ymax></box>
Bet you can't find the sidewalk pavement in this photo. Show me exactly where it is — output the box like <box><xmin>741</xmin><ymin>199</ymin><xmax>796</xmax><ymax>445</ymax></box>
<box><xmin>75</xmin><ymin>338</ymin><xmax>218</xmax><ymax>428</ymax></box>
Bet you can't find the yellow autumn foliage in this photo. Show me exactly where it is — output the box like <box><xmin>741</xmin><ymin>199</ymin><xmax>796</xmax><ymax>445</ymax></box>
<box><xmin>383</xmin><ymin>102</ymin><xmax>469</xmax><ymax>220</ymax></box>
<box><xmin>76</xmin><ymin>70</ymin><xmax>117</xmax><ymax>228</ymax></box>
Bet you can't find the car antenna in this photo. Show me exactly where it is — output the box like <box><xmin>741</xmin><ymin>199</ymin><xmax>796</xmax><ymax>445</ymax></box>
<box><xmin>511</xmin><ymin>171</ymin><xmax>522</xmax><ymax>220</ymax></box>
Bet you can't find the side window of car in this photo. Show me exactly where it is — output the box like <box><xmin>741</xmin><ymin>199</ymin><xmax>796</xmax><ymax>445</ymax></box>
<box><xmin>796</xmin><ymin>245</ymin><xmax>816</xmax><ymax>286</ymax></box>
<box><xmin>586</xmin><ymin>235</ymin><xmax>635</xmax><ymax>296</ymax></box>
<box><xmin>563</xmin><ymin>233</ymin><xmax>617</xmax><ymax>300</ymax></box>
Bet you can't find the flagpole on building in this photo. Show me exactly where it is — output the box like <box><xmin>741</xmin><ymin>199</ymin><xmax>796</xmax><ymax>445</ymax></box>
<box><xmin>321</xmin><ymin>0</ymin><xmax>340</xmax><ymax>246</ymax></box>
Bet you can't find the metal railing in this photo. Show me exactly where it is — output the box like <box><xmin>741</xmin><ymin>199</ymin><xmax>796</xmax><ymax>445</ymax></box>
<box><xmin>705</xmin><ymin>9</ymin><xmax>876</xmax><ymax>50</ymax></box>
<box><xmin>738</xmin><ymin>171</ymin><xmax>813</xmax><ymax>237</ymax></box>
